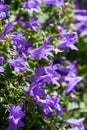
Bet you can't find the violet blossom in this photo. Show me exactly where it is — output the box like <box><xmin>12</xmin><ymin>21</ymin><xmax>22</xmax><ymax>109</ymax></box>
<box><xmin>57</xmin><ymin>31</ymin><xmax>78</xmax><ymax>50</ymax></box>
<box><xmin>8</xmin><ymin>54</ymin><xmax>27</xmax><ymax>73</ymax></box>
<box><xmin>24</xmin><ymin>82</ymin><xmax>46</xmax><ymax>98</ymax></box>
<box><xmin>24</xmin><ymin>16</ymin><xmax>41</xmax><ymax>32</ymax></box>
<box><xmin>66</xmin><ymin>117</ymin><xmax>85</xmax><ymax>130</ymax></box>
<box><xmin>0</xmin><ymin>23</ymin><xmax>14</xmax><ymax>40</ymax></box>
<box><xmin>39</xmin><ymin>63</ymin><xmax>60</xmax><ymax>86</ymax></box>
<box><xmin>30</xmin><ymin>35</ymin><xmax>54</xmax><ymax>60</ymax></box>
<box><xmin>36</xmin><ymin>95</ymin><xmax>66</xmax><ymax>116</ymax></box>
<box><xmin>53</xmin><ymin>60</ymin><xmax>83</xmax><ymax>93</ymax></box>
<box><xmin>0</xmin><ymin>0</ymin><xmax>9</xmax><ymax>19</ymax></box>
<box><xmin>5</xmin><ymin>103</ymin><xmax>25</xmax><ymax>130</ymax></box>
<box><xmin>43</xmin><ymin>0</ymin><xmax>64</xmax><ymax>8</ymax></box>
<box><xmin>9</xmin><ymin>32</ymin><xmax>32</xmax><ymax>54</ymax></box>
<box><xmin>22</xmin><ymin>0</ymin><xmax>41</xmax><ymax>16</ymax></box>
<box><xmin>73</xmin><ymin>9</ymin><xmax>87</xmax><ymax>35</ymax></box>
<box><xmin>0</xmin><ymin>56</ymin><xmax>4</xmax><ymax>72</ymax></box>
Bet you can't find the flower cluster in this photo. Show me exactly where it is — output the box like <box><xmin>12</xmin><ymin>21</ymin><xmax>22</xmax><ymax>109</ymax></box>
<box><xmin>0</xmin><ymin>0</ymin><xmax>85</xmax><ymax>129</ymax></box>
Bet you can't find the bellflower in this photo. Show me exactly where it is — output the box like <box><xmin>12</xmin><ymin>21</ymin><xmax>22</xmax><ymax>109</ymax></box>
<box><xmin>10</xmin><ymin>32</ymin><xmax>32</xmax><ymax>54</ymax></box>
<box><xmin>57</xmin><ymin>31</ymin><xmax>78</xmax><ymax>50</ymax></box>
<box><xmin>43</xmin><ymin>0</ymin><xmax>64</xmax><ymax>8</ymax></box>
<box><xmin>24</xmin><ymin>82</ymin><xmax>46</xmax><ymax>98</ymax></box>
<box><xmin>0</xmin><ymin>23</ymin><xmax>14</xmax><ymax>40</ymax></box>
<box><xmin>0</xmin><ymin>0</ymin><xmax>9</xmax><ymax>19</ymax></box>
<box><xmin>15</xmin><ymin>15</ymin><xmax>25</xmax><ymax>25</ymax></box>
<box><xmin>53</xmin><ymin>60</ymin><xmax>77</xmax><ymax>77</ymax></box>
<box><xmin>27</xmin><ymin>67</ymin><xmax>45</xmax><ymax>83</ymax></box>
<box><xmin>30</xmin><ymin>35</ymin><xmax>54</xmax><ymax>60</ymax></box>
<box><xmin>0</xmin><ymin>56</ymin><xmax>4</xmax><ymax>72</ymax></box>
<box><xmin>22</xmin><ymin>0</ymin><xmax>41</xmax><ymax>16</ymax></box>
<box><xmin>36</xmin><ymin>95</ymin><xmax>65</xmax><ymax>116</ymax></box>
<box><xmin>66</xmin><ymin>117</ymin><xmax>85</xmax><ymax>130</ymax></box>
<box><xmin>24</xmin><ymin>16</ymin><xmax>41</xmax><ymax>32</ymax></box>
<box><xmin>26</xmin><ymin>62</ymin><xmax>60</xmax><ymax>98</ymax></box>
<box><xmin>27</xmin><ymin>61</ymin><xmax>60</xmax><ymax>87</ymax></box>
<box><xmin>73</xmin><ymin>9</ymin><xmax>87</xmax><ymax>35</ymax></box>
<box><xmin>53</xmin><ymin>60</ymin><xmax>83</xmax><ymax>93</ymax></box>
<box><xmin>26</xmin><ymin>67</ymin><xmax>46</xmax><ymax>97</ymax></box>
<box><xmin>39</xmin><ymin>64</ymin><xmax>60</xmax><ymax>86</ymax></box>
<box><xmin>73</xmin><ymin>10</ymin><xmax>87</xmax><ymax>22</ymax></box>
<box><xmin>65</xmin><ymin>76</ymin><xmax>83</xmax><ymax>93</ymax></box>
<box><xmin>5</xmin><ymin>103</ymin><xmax>25</xmax><ymax>130</ymax></box>
<box><xmin>8</xmin><ymin>54</ymin><xmax>27</xmax><ymax>73</ymax></box>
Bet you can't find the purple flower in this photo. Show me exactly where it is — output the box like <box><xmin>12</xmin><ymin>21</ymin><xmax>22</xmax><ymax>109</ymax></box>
<box><xmin>65</xmin><ymin>76</ymin><xmax>83</xmax><ymax>93</ymax></box>
<box><xmin>0</xmin><ymin>23</ymin><xmax>14</xmax><ymax>40</ymax></box>
<box><xmin>73</xmin><ymin>10</ymin><xmax>87</xmax><ymax>22</ymax></box>
<box><xmin>57</xmin><ymin>31</ymin><xmax>78</xmax><ymax>50</ymax></box>
<box><xmin>24</xmin><ymin>16</ymin><xmax>41</xmax><ymax>32</ymax></box>
<box><xmin>53</xmin><ymin>60</ymin><xmax>83</xmax><ymax>93</ymax></box>
<box><xmin>0</xmin><ymin>56</ymin><xmax>4</xmax><ymax>72</ymax></box>
<box><xmin>27</xmin><ymin>67</ymin><xmax>45</xmax><ymax>83</ymax></box>
<box><xmin>30</xmin><ymin>35</ymin><xmax>54</xmax><ymax>60</ymax></box>
<box><xmin>36</xmin><ymin>95</ymin><xmax>65</xmax><ymax>116</ymax></box>
<box><xmin>39</xmin><ymin>63</ymin><xmax>60</xmax><ymax>86</ymax></box>
<box><xmin>66</xmin><ymin>117</ymin><xmax>85</xmax><ymax>130</ymax></box>
<box><xmin>73</xmin><ymin>9</ymin><xmax>87</xmax><ymax>35</ymax></box>
<box><xmin>0</xmin><ymin>0</ymin><xmax>9</xmax><ymax>19</ymax></box>
<box><xmin>10</xmin><ymin>32</ymin><xmax>32</xmax><ymax>54</ymax></box>
<box><xmin>26</xmin><ymin>62</ymin><xmax>60</xmax><ymax>98</ymax></box>
<box><xmin>43</xmin><ymin>0</ymin><xmax>64</xmax><ymax>8</ymax></box>
<box><xmin>15</xmin><ymin>15</ymin><xmax>25</xmax><ymax>25</ymax></box>
<box><xmin>24</xmin><ymin>82</ymin><xmax>46</xmax><ymax>98</ymax></box>
<box><xmin>22</xmin><ymin>0</ymin><xmax>41</xmax><ymax>16</ymax></box>
<box><xmin>8</xmin><ymin>54</ymin><xmax>27</xmax><ymax>73</ymax></box>
<box><xmin>5</xmin><ymin>103</ymin><xmax>25</xmax><ymax>130</ymax></box>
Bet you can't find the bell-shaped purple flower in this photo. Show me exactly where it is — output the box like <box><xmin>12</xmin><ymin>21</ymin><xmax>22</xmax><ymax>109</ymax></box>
<box><xmin>43</xmin><ymin>0</ymin><xmax>64</xmax><ymax>8</ymax></box>
<box><xmin>0</xmin><ymin>56</ymin><xmax>4</xmax><ymax>72</ymax></box>
<box><xmin>5</xmin><ymin>103</ymin><xmax>25</xmax><ymax>130</ymax></box>
<box><xmin>36</xmin><ymin>95</ymin><xmax>65</xmax><ymax>116</ymax></box>
<box><xmin>30</xmin><ymin>35</ymin><xmax>54</xmax><ymax>60</ymax></box>
<box><xmin>0</xmin><ymin>23</ymin><xmax>14</xmax><ymax>40</ymax></box>
<box><xmin>22</xmin><ymin>0</ymin><xmax>41</xmax><ymax>16</ymax></box>
<box><xmin>0</xmin><ymin>0</ymin><xmax>9</xmax><ymax>19</ymax></box>
<box><xmin>10</xmin><ymin>31</ymin><xmax>32</xmax><ymax>54</ymax></box>
<box><xmin>8</xmin><ymin>54</ymin><xmax>27</xmax><ymax>73</ymax></box>
<box><xmin>24</xmin><ymin>16</ymin><xmax>41</xmax><ymax>32</ymax></box>
<box><xmin>57</xmin><ymin>31</ymin><xmax>78</xmax><ymax>50</ymax></box>
<box><xmin>66</xmin><ymin>117</ymin><xmax>85</xmax><ymax>130</ymax></box>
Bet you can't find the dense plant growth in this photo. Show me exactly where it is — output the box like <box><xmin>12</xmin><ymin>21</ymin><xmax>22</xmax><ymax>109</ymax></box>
<box><xmin>0</xmin><ymin>0</ymin><xmax>87</xmax><ymax>130</ymax></box>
